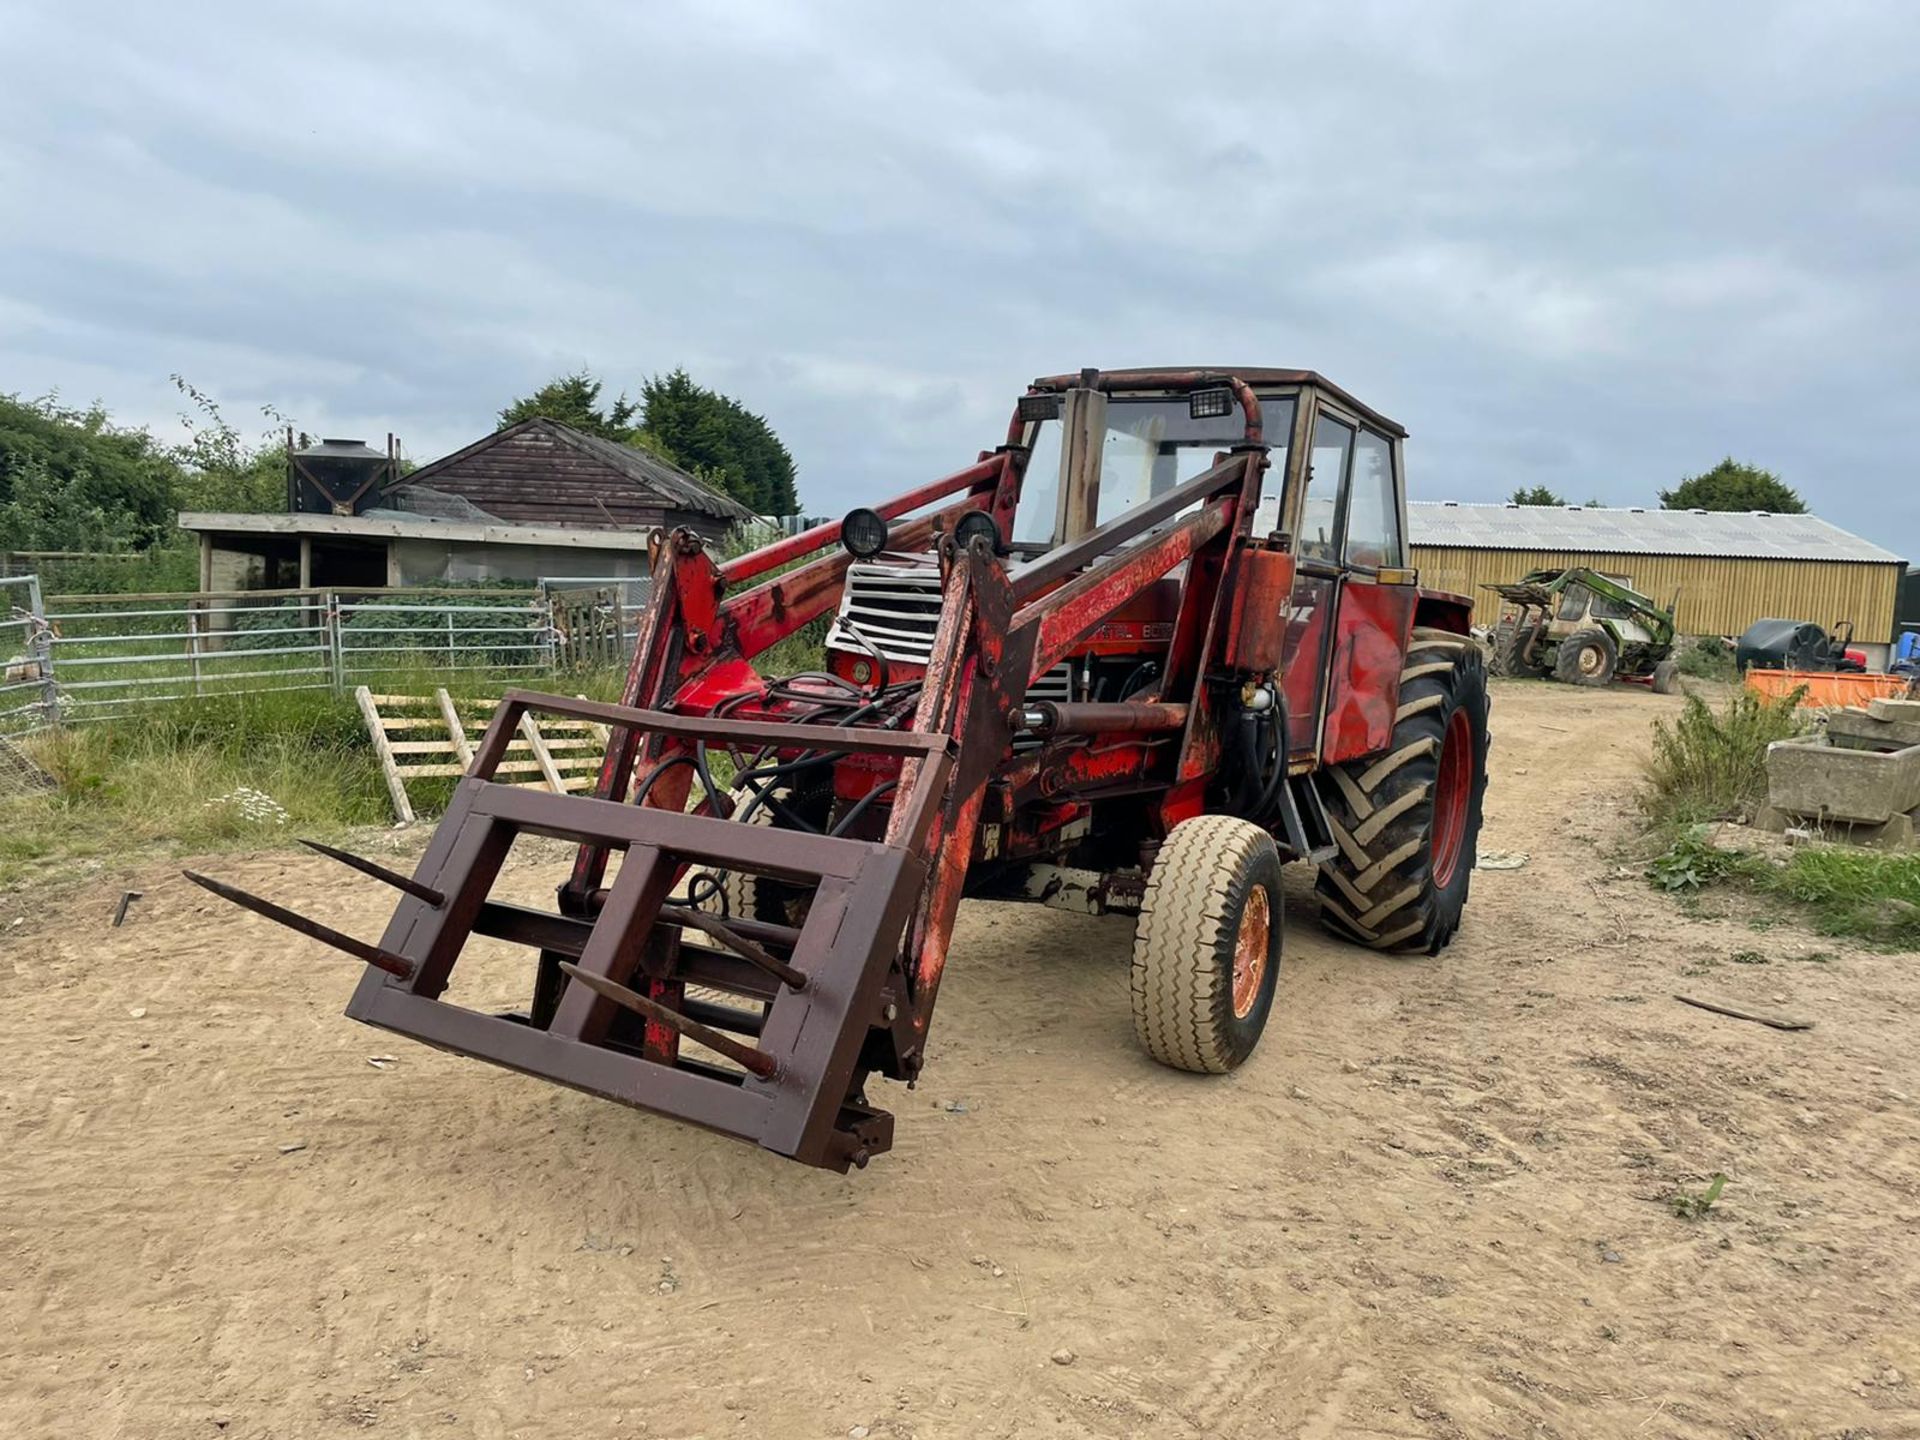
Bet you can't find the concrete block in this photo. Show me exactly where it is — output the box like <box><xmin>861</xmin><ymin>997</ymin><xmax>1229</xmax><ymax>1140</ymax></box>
<box><xmin>1827</xmin><ymin>707</ymin><xmax>1920</xmax><ymax>751</ymax></box>
<box><xmin>1765</xmin><ymin>734</ymin><xmax>1920</xmax><ymax>826</ymax></box>
<box><xmin>1867</xmin><ymin>697</ymin><xmax>1920</xmax><ymax>723</ymax></box>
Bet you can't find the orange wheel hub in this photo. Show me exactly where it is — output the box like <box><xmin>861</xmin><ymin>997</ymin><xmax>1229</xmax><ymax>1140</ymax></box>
<box><xmin>1231</xmin><ymin>886</ymin><xmax>1271</xmax><ymax>1019</ymax></box>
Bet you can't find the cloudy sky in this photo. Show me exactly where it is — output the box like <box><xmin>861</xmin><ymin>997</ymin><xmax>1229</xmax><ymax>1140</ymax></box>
<box><xmin>2</xmin><ymin>2</ymin><xmax>1915</xmax><ymax>552</ymax></box>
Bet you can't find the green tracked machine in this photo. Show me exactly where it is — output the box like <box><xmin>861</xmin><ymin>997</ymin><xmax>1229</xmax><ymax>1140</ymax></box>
<box><xmin>1485</xmin><ymin>566</ymin><xmax>1679</xmax><ymax>691</ymax></box>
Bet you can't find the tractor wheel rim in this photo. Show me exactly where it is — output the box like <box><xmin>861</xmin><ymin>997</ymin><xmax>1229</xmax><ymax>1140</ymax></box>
<box><xmin>1579</xmin><ymin>646</ymin><xmax>1605</xmax><ymax>676</ymax></box>
<box><xmin>1431</xmin><ymin>706</ymin><xmax>1474</xmax><ymax>889</ymax></box>
<box><xmin>1231</xmin><ymin>886</ymin><xmax>1270</xmax><ymax>1019</ymax></box>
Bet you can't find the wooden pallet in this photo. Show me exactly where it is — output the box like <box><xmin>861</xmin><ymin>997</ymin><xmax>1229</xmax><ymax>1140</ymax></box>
<box><xmin>354</xmin><ymin>686</ymin><xmax>613</xmax><ymax>823</ymax></box>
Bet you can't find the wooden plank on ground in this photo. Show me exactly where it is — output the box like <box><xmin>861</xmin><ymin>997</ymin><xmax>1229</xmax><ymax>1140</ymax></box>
<box><xmin>436</xmin><ymin>688</ymin><xmax>476</xmax><ymax>769</ymax></box>
<box><xmin>518</xmin><ymin>711</ymin><xmax>569</xmax><ymax>793</ymax></box>
<box><xmin>355</xmin><ymin>685</ymin><xmax>416</xmax><ymax>824</ymax></box>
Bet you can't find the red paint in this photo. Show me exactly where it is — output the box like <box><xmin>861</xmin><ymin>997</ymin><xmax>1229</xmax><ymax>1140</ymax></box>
<box><xmin>1221</xmin><ymin>548</ymin><xmax>1294</xmax><ymax>673</ymax></box>
<box><xmin>1321</xmin><ymin>581</ymin><xmax>1417</xmax><ymax>765</ymax></box>
<box><xmin>719</xmin><ymin>455</ymin><xmax>1006</xmax><ymax>586</ymax></box>
<box><xmin>1017</xmin><ymin>500</ymin><xmax>1231</xmax><ymax>684</ymax></box>
<box><xmin>1431</xmin><ymin>705</ymin><xmax>1474</xmax><ymax>887</ymax></box>
<box><xmin>1413</xmin><ymin>588</ymin><xmax>1474</xmax><ymax>635</ymax></box>
<box><xmin>1280</xmin><ymin>572</ymin><xmax>1334</xmax><ymax>755</ymax></box>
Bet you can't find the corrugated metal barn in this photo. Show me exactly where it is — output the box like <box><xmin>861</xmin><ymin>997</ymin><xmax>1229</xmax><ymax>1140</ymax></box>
<box><xmin>1410</xmin><ymin>503</ymin><xmax>1908</xmax><ymax>663</ymax></box>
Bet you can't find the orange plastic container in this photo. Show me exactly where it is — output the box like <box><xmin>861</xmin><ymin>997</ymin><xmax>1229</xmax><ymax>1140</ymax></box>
<box><xmin>1744</xmin><ymin>669</ymin><xmax>1912</xmax><ymax>708</ymax></box>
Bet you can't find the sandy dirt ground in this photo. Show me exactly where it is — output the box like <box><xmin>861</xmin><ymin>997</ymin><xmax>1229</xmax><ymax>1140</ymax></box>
<box><xmin>4</xmin><ymin>680</ymin><xmax>1919</xmax><ymax>1439</ymax></box>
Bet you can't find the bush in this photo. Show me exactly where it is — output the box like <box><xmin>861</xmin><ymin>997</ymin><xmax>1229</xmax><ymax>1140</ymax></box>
<box><xmin>1676</xmin><ymin>635</ymin><xmax>1736</xmax><ymax>681</ymax></box>
<box><xmin>1643</xmin><ymin>686</ymin><xmax>1806</xmax><ymax>827</ymax></box>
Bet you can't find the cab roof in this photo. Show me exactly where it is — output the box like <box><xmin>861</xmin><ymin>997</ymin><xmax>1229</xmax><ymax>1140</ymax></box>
<box><xmin>1029</xmin><ymin>367</ymin><xmax>1407</xmax><ymax>439</ymax></box>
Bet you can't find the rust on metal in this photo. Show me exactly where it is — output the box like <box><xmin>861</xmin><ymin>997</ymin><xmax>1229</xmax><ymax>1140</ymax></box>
<box><xmin>556</xmin><ymin>961</ymin><xmax>780</xmax><ymax>1079</ymax></box>
<box><xmin>1017</xmin><ymin>700</ymin><xmax>1189</xmax><ymax>736</ymax></box>
<box><xmin>190</xmin><ymin>364</ymin><xmax>1482</xmax><ymax>1176</ymax></box>
<box><xmin>1231</xmin><ymin>885</ymin><xmax>1271</xmax><ymax>1019</ymax></box>
<box><xmin>297</xmin><ymin>838</ymin><xmax>447</xmax><ymax>906</ymax></box>
<box><xmin>658</xmin><ymin>904</ymin><xmax>807</xmax><ymax>991</ymax></box>
<box><xmin>182</xmin><ymin>870</ymin><xmax>417</xmax><ymax>979</ymax></box>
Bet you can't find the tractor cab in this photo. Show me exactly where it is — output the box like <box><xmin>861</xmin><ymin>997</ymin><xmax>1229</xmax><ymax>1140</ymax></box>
<box><xmin>830</xmin><ymin>369</ymin><xmax>1434</xmax><ymax>768</ymax></box>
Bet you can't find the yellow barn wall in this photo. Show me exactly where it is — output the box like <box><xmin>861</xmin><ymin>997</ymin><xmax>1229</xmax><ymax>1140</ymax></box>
<box><xmin>1410</xmin><ymin>547</ymin><xmax>1903</xmax><ymax>644</ymax></box>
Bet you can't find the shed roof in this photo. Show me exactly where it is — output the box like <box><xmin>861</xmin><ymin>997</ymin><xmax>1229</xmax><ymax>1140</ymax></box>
<box><xmin>1409</xmin><ymin>502</ymin><xmax>1904</xmax><ymax>566</ymax></box>
<box><xmin>393</xmin><ymin>418</ymin><xmax>754</xmax><ymax>523</ymax></box>
<box><xmin>176</xmin><ymin>511</ymin><xmax>651</xmax><ymax>552</ymax></box>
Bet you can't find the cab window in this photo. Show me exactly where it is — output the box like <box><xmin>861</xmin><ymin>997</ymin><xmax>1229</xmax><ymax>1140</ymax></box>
<box><xmin>1342</xmin><ymin>430</ymin><xmax>1403</xmax><ymax>570</ymax></box>
<box><xmin>1299</xmin><ymin>415</ymin><xmax>1352</xmax><ymax>562</ymax></box>
<box><xmin>1557</xmin><ymin>584</ymin><xmax>1591</xmax><ymax>622</ymax></box>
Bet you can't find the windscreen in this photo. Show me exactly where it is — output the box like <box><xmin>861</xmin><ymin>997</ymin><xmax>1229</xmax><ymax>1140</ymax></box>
<box><xmin>1013</xmin><ymin>395</ymin><xmax>1295</xmax><ymax>547</ymax></box>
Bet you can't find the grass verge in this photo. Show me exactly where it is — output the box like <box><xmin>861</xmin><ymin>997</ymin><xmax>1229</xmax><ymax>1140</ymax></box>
<box><xmin>0</xmin><ymin>664</ymin><xmax>640</xmax><ymax>887</ymax></box>
<box><xmin>1645</xmin><ymin>825</ymin><xmax>1920</xmax><ymax>949</ymax></box>
<box><xmin>1639</xmin><ymin>683</ymin><xmax>1920</xmax><ymax>948</ymax></box>
<box><xmin>1</xmin><ymin>688</ymin><xmax>387</xmax><ymax>886</ymax></box>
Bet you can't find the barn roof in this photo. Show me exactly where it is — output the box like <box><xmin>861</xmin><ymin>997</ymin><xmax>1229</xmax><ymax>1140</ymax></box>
<box><xmin>1409</xmin><ymin>502</ymin><xmax>1904</xmax><ymax>566</ymax></box>
<box><xmin>395</xmin><ymin>418</ymin><xmax>754</xmax><ymax>523</ymax></box>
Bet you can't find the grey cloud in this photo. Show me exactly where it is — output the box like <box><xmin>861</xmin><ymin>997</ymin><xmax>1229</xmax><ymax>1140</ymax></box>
<box><xmin>0</xmin><ymin>0</ymin><xmax>1914</xmax><ymax>554</ymax></box>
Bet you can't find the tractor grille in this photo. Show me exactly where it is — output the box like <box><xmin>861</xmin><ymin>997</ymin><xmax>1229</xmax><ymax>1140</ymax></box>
<box><xmin>830</xmin><ymin>561</ymin><xmax>1073</xmax><ymax>701</ymax></box>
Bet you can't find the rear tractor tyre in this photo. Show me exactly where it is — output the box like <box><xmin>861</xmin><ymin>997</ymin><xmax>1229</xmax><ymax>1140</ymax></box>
<box><xmin>1131</xmin><ymin>815</ymin><xmax>1284</xmax><ymax>1074</ymax></box>
<box><xmin>1315</xmin><ymin>626</ymin><xmax>1491</xmax><ymax>955</ymax></box>
<box><xmin>1554</xmin><ymin>627</ymin><xmax>1618</xmax><ymax>687</ymax></box>
<box><xmin>1651</xmin><ymin>659</ymin><xmax>1679</xmax><ymax>695</ymax></box>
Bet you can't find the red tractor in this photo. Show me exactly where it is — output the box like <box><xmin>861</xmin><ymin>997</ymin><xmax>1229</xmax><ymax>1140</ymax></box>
<box><xmin>192</xmin><ymin>367</ymin><xmax>1490</xmax><ymax>1172</ymax></box>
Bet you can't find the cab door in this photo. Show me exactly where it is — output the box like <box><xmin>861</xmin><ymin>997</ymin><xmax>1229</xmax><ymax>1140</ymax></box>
<box><xmin>1280</xmin><ymin>400</ymin><xmax>1415</xmax><ymax>765</ymax></box>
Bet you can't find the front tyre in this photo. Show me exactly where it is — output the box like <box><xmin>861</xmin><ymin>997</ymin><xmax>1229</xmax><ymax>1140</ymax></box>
<box><xmin>1554</xmin><ymin>627</ymin><xmax>1618</xmax><ymax>686</ymax></box>
<box><xmin>1315</xmin><ymin>627</ymin><xmax>1491</xmax><ymax>954</ymax></box>
<box><xmin>1131</xmin><ymin>815</ymin><xmax>1284</xmax><ymax>1074</ymax></box>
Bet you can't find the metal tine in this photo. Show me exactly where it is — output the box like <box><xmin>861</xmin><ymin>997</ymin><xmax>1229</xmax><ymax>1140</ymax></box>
<box><xmin>658</xmin><ymin>903</ymin><xmax>807</xmax><ymax>992</ymax></box>
<box><xmin>297</xmin><ymin>838</ymin><xmax>447</xmax><ymax>906</ymax></box>
<box><xmin>556</xmin><ymin>961</ymin><xmax>780</xmax><ymax>1080</ymax></box>
<box><xmin>182</xmin><ymin>870</ymin><xmax>417</xmax><ymax>980</ymax></box>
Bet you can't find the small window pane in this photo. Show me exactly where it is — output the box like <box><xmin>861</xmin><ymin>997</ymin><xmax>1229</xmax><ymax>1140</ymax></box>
<box><xmin>1012</xmin><ymin>420</ymin><xmax>1065</xmax><ymax>545</ymax></box>
<box><xmin>1342</xmin><ymin>431</ymin><xmax>1403</xmax><ymax>569</ymax></box>
<box><xmin>1298</xmin><ymin>416</ymin><xmax>1352</xmax><ymax>562</ymax></box>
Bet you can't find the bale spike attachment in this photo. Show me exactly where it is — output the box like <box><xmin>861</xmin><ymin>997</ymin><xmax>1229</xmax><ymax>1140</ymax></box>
<box><xmin>556</xmin><ymin>961</ymin><xmax>780</xmax><ymax>1079</ymax></box>
<box><xmin>181</xmin><ymin>870</ymin><xmax>417</xmax><ymax>980</ymax></box>
<box><xmin>297</xmin><ymin>838</ymin><xmax>447</xmax><ymax>906</ymax></box>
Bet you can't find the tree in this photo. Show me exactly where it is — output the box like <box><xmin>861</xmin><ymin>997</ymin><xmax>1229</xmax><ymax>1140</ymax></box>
<box><xmin>1660</xmin><ymin>458</ymin><xmax>1806</xmax><ymax>514</ymax></box>
<box><xmin>497</xmin><ymin>371</ymin><xmax>639</xmax><ymax>441</ymax></box>
<box><xmin>1509</xmin><ymin>485</ymin><xmax>1566</xmax><ymax>506</ymax></box>
<box><xmin>0</xmin><ymin>393</ymin><xmax>182</xmax><ymax>549</ymax></box>
<box><xmin>169</xmin><ymin>376</ymin><xmax>294</xmax><ymax>515</ymax></box>
<box><xmin>640</xmin><ymin>368</ymin><xmax>798</xmax><ymax>515</ymax></box>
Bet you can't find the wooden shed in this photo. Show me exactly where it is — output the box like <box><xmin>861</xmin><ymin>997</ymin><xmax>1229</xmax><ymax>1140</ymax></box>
<box><xmin>1410</xmin><ymin>503</ymin><xmax>1908</xmax><ymax>666</ymax></box>
<box><xmin>387</xmin><ymin>418</ymin><xmax>753</xmax><ymax>538</ymax></box>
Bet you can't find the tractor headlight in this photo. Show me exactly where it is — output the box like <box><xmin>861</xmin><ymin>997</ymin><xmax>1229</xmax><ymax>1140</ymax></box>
<box><xmin>839</xmin><ymin>507</ymin><xmax>889</xmax><ymax>559</ymax></box>
<box><xmin>1017</xmin><ymin>392</ymin><xmax>1063</xmax><ymax>423</ymax></box>
<box><xmin>1189</xmin><ymin>387</ymin><xmax>1233</xmax><ymax>420</ymax></box>
<box><xmin>952</xmin><ymin>509</ymin><xmax>1006</xmax><ymax>556</ymax></box>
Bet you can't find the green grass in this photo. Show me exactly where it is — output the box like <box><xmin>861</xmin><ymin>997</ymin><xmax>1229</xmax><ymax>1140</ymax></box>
<box><xmin>1644</xmin><ymin>825</ymin><xmax>1920</xmax><ymax>949</ymax></box>
<box><xmin>1767</xmin><ymin>847</ymin><xmax>1920</xmax><ymax>945</ymax></box>
<box><xmin>1670</xmin><ymin>1173</ymin><xmax>1727</xmax><ymax>1220</ymax></box>
<box><xmin>1642</xmin><ymin>686</ymin><xmax>1807</xmax><ymax>827</ymax></box>
<box><xmin>0</xmin><ymin>687</ymin><xmax>389</xmax><ymax>885</ymax></box>
<box><xmin>1638</xmin><ymin>683</ymin><xmax>1920</xmax><ymax>948</ymax></box>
